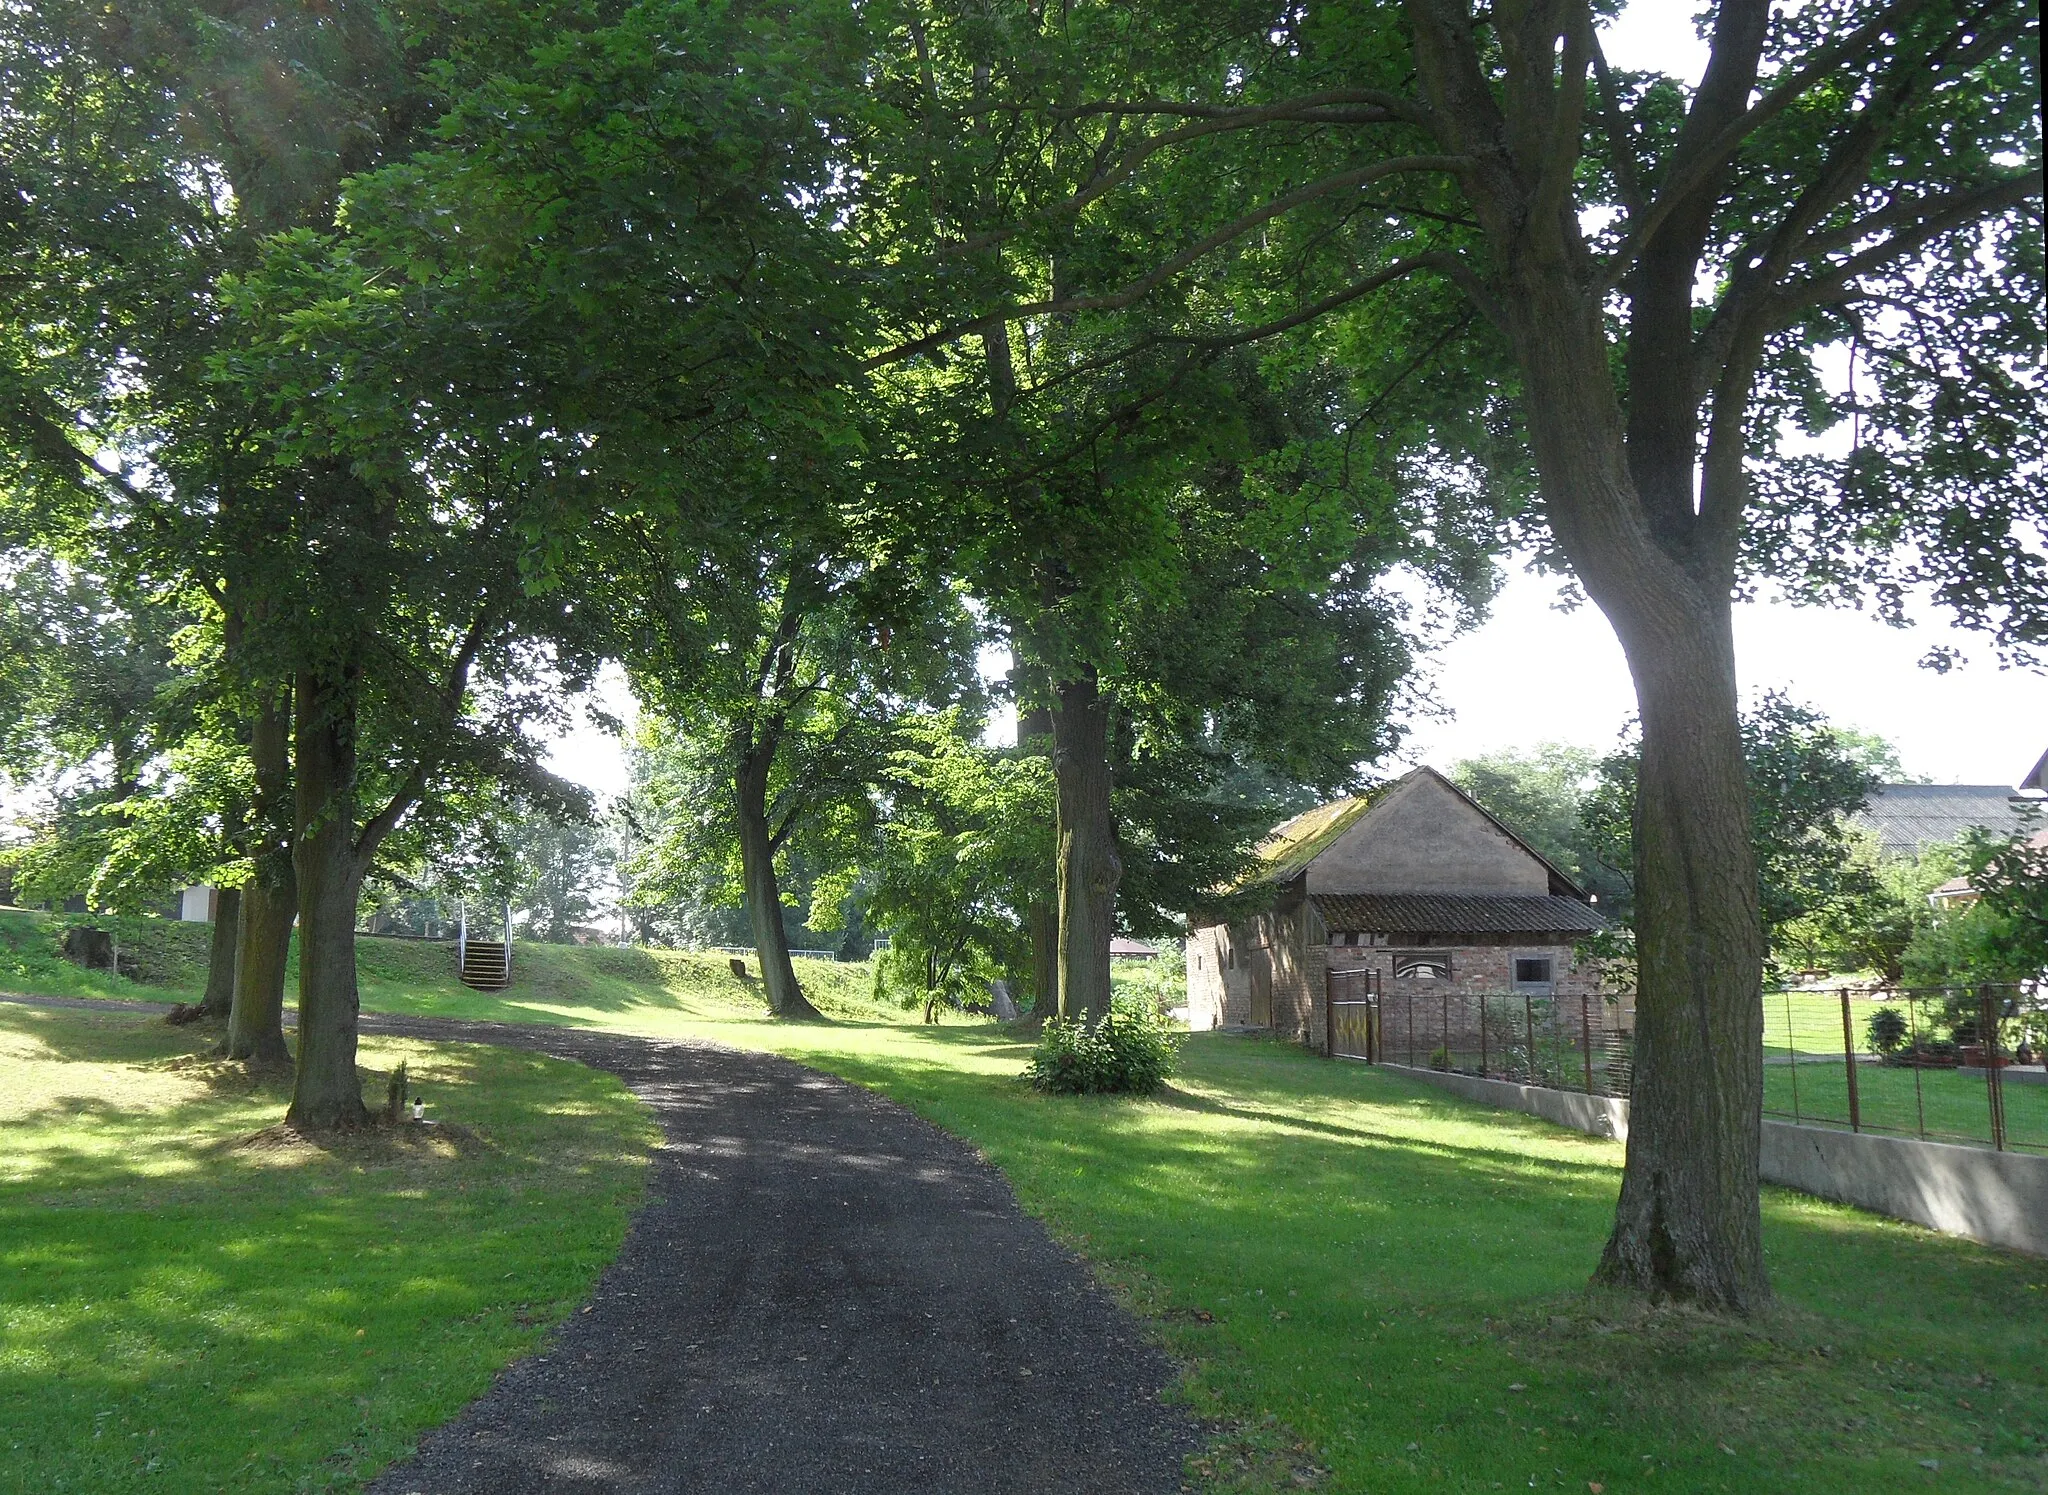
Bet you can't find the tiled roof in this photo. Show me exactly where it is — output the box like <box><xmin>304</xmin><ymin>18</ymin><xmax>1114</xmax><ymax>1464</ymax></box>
<box><xmin>1850</xmin><ymin>785</ymin><xmax>2039</xmax><ymax>857</ymax></box>
<box><xmin>1311</xmin><ymin>893</ymin><xmax>1604</xmax><ymax>936</ymax></box>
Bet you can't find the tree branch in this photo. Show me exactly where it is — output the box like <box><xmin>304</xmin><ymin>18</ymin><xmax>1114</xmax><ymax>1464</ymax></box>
<box><xmin>1018</xmin><ymin>250</ymin><xmax>1495</xmax><ymax>402</ymax></box>
<box><xmin>1589</xmin><ymin>30</ymin><xmax>1647</xmax><ymax>217</ymax></box>
<box><xmin>354</xmin><ymin>608</ymin><xmax>495</xmax><ymax>865</ymax></box>
<box><xmin>1598</xmin><ymin>0</ymin><xmax>1939</xmax><ymax>291</ymax></box>
<box><xmin>1782</xmin><ymin>168</ymin><xmax>2044</xmax><ymax>310</ymax></box>
<box><xmin>865</xmin><ymin>157</ymin><xmax>1469</xmax><ymax>371</ymax></box>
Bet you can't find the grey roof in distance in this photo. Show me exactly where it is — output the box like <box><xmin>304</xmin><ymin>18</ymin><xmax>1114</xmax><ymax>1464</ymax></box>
<box><xmin>1851</xmin><ymin>784</ymin><xmax>2040</xmax><ymax>857</ymax></box>
<box><xmin>1312</xmin><ymin>893</ymin><xmax>1604</xmax><ymax>937</ymax></box>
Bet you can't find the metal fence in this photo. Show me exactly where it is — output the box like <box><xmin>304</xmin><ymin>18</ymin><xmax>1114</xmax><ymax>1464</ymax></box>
<box><xmin>1366</xmin><ymin>981</ymin><xmax>2048</xmax><ymax>1156</ymax></box>
<box><xmin>1763</xmin><ymin>984</ymin><xmax>2046</xmax><ymax>1155</ymax></box>
<box><xmin>1371</xmin><ymin>987</ymin><xmax>1636</xmax><ymax>1098</ymax></box>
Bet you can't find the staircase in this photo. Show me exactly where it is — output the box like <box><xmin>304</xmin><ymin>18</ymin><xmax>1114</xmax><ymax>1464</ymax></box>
<box><xmin>459</xmin><ymin>939</ymin><xmax>511</xmax><ymax>991</ymax></box>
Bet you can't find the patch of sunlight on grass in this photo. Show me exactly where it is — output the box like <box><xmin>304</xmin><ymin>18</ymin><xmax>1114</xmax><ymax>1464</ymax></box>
<box><xmin>0</xmin><ymin>1003</ymin><xmax>657</xmax><ymax>1494</ymax></box>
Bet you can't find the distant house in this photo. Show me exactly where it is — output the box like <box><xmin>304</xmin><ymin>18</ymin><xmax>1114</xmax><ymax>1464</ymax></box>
<box><xmin>1852</xmin><ymin>783</ymin><xmax>2040</xmax><ymax>859</ymax></box>
<box><xmin>1184</xmin><ymin>767</ymin><xmax>1608</xmax><ymax>1045</ymax></box>
<box><xmin>1109</xmin><ymin>936</ymin><xmax>1159</xmax><ymax>960</ymax></box>
<box><xmin>1928</xmin><ymin>823</ymin><xmax>2048</xmax><ymax>909</ymax></box>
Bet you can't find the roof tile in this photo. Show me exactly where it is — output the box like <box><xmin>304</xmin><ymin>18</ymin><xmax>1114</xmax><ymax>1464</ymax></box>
<box><xmin>1311</xmin><ymin>893</ymin><xmax>1604</xmax><ymax>936</ymax></box>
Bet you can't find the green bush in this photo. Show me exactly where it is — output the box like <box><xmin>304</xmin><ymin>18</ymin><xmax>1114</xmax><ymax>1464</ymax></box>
<box><xmin>1866</xmin><ymin>1005</ymin><xmax>1909</xmax><ymax>1056</ymax></box>
<box><xmin>1025</xmin><ymin>999</ymin><xmax>1182</xmax><ymax>1095</ymax></box>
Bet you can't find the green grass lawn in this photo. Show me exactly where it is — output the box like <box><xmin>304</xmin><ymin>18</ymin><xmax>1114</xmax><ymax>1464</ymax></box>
<box><xmin>356</xmin><ymin>962</ymin><xmax>2048</xmax><ymax>1494</ymax></box>
<box><xmin>0</xmin><ymin>1002</ymin><xmax>655</xmax><ymax>1494</ymax></box>
<box><xmin>8</xmin><ymin>917</ymin><xmax>2046</xmax><ymax>1491</ymax></box>
<box><xmin>0</xmin><ymin>906</ymin><xmax>884</xmax><ymax>1024</ymax></box>
<box><xmin>1764</xmin><ymin>1059</ymin><xmax>2048</xmax><ymax>1154</ymax></box>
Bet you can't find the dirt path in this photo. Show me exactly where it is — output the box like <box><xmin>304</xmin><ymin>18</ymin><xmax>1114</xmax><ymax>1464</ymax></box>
<box><xmin>4</xmin><ymin>995</ymin><xmax>1198</xmax><ymax>1493</ymax></box>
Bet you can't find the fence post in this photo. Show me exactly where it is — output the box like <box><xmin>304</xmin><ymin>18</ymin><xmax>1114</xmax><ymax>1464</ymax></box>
<box><xmin>1524</xmin><ymin>994</ymin><xmax>1536</xmax><ymax>1086</ymax></box>
<box><xmin>1581</xmin><ymin>993</ymin><xmax>1595</xmax><ymax>1094</ymax></box>
<box><xmin>1785</xmin><ymin>990</ymin><xmax>1801</xmax><ymax>1125</ymax></box>
<box><xmin>1323</xmin><ymin>967</ymin><xmax>1334</xmax><ymax>1059</ymax></box>
<box><xmin>1982</xmin><ymin>986</ymin><xmax>2007</xmax><ymax>1152</ymax></box>
<box><xmin>1907</xmin><ymin>991</ymin><xmax>1926</xmax><ymax>1140</ymax></box>
<box><xmin>1408</xmin><ymin>991</ymin><xmax>1416</xmax><ymax>1067</ymax></box>
<box><xmin>1839</xmin><ymin>988</ymin><xmax>1860</xmax><ymax>1134</ymax></box>
<box><xmin>1441</xmin><ymin>992</ymin><xmax>1449</xmax><ymax>1069</ymax></box>
<box><xmin>1479</xmin><ymin>995</ymin><xmax>1489</xmax><ymax>1077</ymax></box>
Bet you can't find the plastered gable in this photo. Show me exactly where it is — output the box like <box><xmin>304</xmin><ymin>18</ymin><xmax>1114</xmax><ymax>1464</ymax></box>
<box><xmin>1302</xmin><ymin>770</ymin><xmax>1551</xmax><ymax>896</ymax></box>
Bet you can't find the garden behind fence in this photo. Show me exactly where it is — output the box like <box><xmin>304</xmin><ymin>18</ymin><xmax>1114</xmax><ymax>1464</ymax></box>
<box><xmin>1369</xmin><ymin>983</ymin><xmax>2047</xmax><ymax>1155</ymax></box>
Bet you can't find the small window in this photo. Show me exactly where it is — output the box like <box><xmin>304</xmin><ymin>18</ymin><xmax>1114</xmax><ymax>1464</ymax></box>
<box><xmin>1393</xmin><ymin>951</ymin><xmax>1452</xmax><ymax>980</ymax></box>
<box><xmin>1513</xmin><ymin>956</ymin><xmax>1554</xmax><ymax>989</ymax></box>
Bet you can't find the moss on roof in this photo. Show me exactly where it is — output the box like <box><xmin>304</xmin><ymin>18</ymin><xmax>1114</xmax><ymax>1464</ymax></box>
<box><xmin>1249</xmin><ymin>793</ymin><xmax>1379</xmax><ymax>886</ymax></box>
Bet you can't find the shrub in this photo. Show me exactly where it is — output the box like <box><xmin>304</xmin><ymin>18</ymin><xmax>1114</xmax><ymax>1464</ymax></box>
<box><xmin>1025</xmin><ymin>999</ymin><xmax>1182</xmax><ymax>1096</ymax></box>
<box><xmin>1866</xmin><ymin>1005</ymin><xmax>1909</xmax><ymax>1056</ymax></box>
<box><xmin>1428</xmin><ymin>1044</ymin><xmax>1451</xmax><ymax>1071</ymax></box>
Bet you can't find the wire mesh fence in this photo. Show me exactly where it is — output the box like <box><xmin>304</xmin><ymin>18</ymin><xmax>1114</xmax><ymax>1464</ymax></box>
<box><xmin>1375</xmin><ymin>989</ymin><xmax>1636</xmax><ymax>1098</ymax></box>
<box><xmin>1370</xmin><ymin>981</ymin><xmax>2047</xmax><ymax>1155</ymax></box>
<box><xmin>1762</xmin><ymin>984</ymin><xmax>2047</xmax><ymax>1155</ymax></box>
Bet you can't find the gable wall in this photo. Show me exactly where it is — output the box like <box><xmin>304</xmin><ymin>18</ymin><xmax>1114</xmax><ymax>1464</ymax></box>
<box><xmin>1305</xmin><ymin>773</ymin><xmax>1550</xmax><ymax>896</ymax></box>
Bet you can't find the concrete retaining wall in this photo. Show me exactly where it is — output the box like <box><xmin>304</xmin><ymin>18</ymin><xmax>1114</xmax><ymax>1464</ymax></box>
<box><xmin>1758</xmin><ymin>1123</ymin><xmax>2048</xmax><ymax>1257</ymax></box>
<box><xmin>1378</xmin><ymin>1061</ymin><xmax>2048</xmax><ymax>1258</ymax></box>
<box><xmin>1378</xmin><ymin>1063</ymin><xmax>1631</xmax><ymax>1141</ymax></box>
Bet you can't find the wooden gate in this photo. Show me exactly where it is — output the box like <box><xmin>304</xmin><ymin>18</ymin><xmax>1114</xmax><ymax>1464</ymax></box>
<box><xmin>1326</xmin><ymin>965</ymin><xmax>1379</xmax><ymax>1061</ymax></box>
<box><xmin>1248</xmin><ymin>950</ymin><xmax>1273</xmax><ymax>1027</ymax></box>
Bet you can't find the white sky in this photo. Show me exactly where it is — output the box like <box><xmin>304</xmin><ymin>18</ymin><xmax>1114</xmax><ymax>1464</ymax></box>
<box><xmin>542</xmin><ymin>1</ymin><xmax>2045</xmax><ymax>800</ymax></box>
<box><xmin>1392</xmin><ymin>566</ymin><xmax>2046</xmax><ymax>785</ymax></box>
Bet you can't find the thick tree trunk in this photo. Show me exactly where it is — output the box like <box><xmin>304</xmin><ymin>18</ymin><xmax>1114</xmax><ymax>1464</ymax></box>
<box><xmin>735</xmin><ymin>750</ymin><xmax>822</xmax><ymax>1021</ymax></box>
<box><xmin>1508</xmin><ymin>299</ymin><xmax>1770</xmax><ymax>1311</ymax></box>
<box><xmin>1050</xmin><ymin>667</ymin><xmax>1118</xmax><ymax>1020</ymax></box>
<box><xmin>1016</xmin><ymin>698</ymin><xmax>1059</xmax><ymax>1021</ymax></box>
<box><xmin>227</xmin><ymin>687</ymin><xmax>294</xmax><ymax>1064</ymax></box>
<box><xmin>228</xmin><ymin>880</ymin><xmax>294</xmax><ymax>1061</ymax></box>
<box><xmin>285</xmin><ymin>667</ymin><xmax>371</xmax><ymax>1131</ymax></box>
<box><xmin>200</xmin><ymin>886</ymin><xmax>241</xmax><ymax>1017</ymax></box>
<box><xmin>1594</xmin><ymin>597</ymin><xmax>1768</xmax><ymax>1310</ymax></box>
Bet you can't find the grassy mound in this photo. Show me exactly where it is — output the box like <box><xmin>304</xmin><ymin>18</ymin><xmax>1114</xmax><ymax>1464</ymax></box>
<box><xmin>0</xmin><ymin>907</ymin><xmax>884</xmax><ymax>1026</ymax></box>
<box><xmin>0</xmin><ymin>1002</ymin><xmax>654</xmax><ymax>1493</ymax></box>
<box><xmin>0</xmin><ymin>908</ymin><xmax>213</xmax><ymax>1000</ymax></box>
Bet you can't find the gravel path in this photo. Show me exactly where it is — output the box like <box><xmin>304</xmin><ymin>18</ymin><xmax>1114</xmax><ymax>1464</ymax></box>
<box><xmin>4</xmin><ymin>996</ymin><xmax>1198</xmax><ymax>1492</ymax></box>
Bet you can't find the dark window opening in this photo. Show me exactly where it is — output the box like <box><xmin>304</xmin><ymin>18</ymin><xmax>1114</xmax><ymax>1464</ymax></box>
<box><xmin>1513</xmin><ymin>956</ymin><xmax>1554</xmax><ymax>987</ymax></box>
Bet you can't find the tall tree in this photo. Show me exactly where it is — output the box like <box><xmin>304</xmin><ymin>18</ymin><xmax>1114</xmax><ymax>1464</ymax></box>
<box><xmin>615</xmin><ymin>527</ymin><xmax>978</xmax><ymax>1018</ymax></box>
<box><xmin>862</xmin><ymin>0</ymin><xmax>2042</xmax><ymax>1309</ymax></box>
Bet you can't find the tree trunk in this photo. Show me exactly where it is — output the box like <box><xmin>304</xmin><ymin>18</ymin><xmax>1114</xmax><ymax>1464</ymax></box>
<box><xmin>228</xmin><ymin>879</ymin><xmax>295</xmax><ymax>1061</ymax></box>
<box><xmin>1498</xmin><ymin>273</ymin><xmax>1771</xmax><ymax>1311</ymax></box>
<box><xmin>227</xmin><ymin>686</ymin><xmax>294</xmax><ymax>1064</ymax></box>
<box><xmin>735</xmin><ymin>749</ymin><xmax>822</xmax><ymax>1020</ymax></box>
<box><xmin>285</xmin><ymin>666</ymin><xmax>371</xmax><ymax>1131</ymax></box>
<box><xmin>1017</xmin><ymin>698</ymin><xmax>1058</xmax><ymax>1021</ymax></box>
<box><xmin>200</xmin><ymin>886</ymin><xmax>241</xmax><ymax>1017</ymax></box>
<box><xmin>1593</xmin><ymin>596</ymin><xmax>1768</xmax><ymax>1310</ymax></box>
<box><xmin>1050</xmin><ymin>667</ymin><xmax>1118</xmax><ymax>1020</ymax></box>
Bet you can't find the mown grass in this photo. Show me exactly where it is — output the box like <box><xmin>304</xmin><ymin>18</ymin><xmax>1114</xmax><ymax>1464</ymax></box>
<box><xmin>0</xmin><ymin>906</ymin><xmax>883</xmax><ymax>1025</ymax></box>
<box><xmin>0</xmin><ymin>1002</ymin><xmax>655</xmax><ymax>1494</ymax></box>
<box><xmin>0</xmin><ymin>910</ymin><xmax>212</xmax><ymax>1002</ymax></box>
<box><xmin>340</xmin><ymin>950</ymin><xmax>2048</xmax><ymax>1495</ymax></box>
<box><xmin>1763</xmin><ymin>1059</ymin><xmax>2048</xmax><ymax>1154</ymax></box>
<box><xmin>10</xmin><ymin>923</ymin><xmax>2046</xmax><ymax>1491</ymax></box>
<box><xmin>686</xmin><ymin>1022</ymin><xmax>2048</xmax><ymax>1494</ymax></box>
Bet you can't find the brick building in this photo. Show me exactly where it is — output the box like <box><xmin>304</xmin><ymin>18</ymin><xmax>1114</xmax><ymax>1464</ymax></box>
<box><xmin>1185</xmin><ymin>767</ymin><xmax>1612</xmax><ymax>1048</ymax></box>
